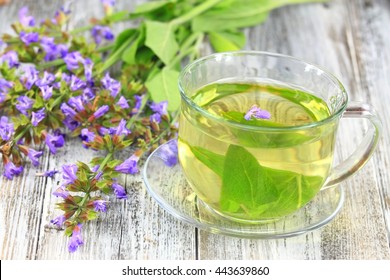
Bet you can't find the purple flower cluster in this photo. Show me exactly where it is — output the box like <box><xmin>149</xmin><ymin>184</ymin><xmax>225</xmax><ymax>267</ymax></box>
<box><xmin>149</xmin><ymin>101</ymin><xmax>168</xmax><ymax>124</ymax></box>
<box><xmin>244</xmin><ymin>105</ymin><xmax>271</xmax><ymax>121</ymax></box>
<box><xmin>0</xmin><ymin>117</ymin><xmax>14</xmax><ymax>141</ymax></box>
<box><xmin>16</xmin><ymin>96</ymin><xmax>34</xmax><ymax>115</ymax></box>
<box><xmin>45</xmin><ymin>130</ymin><xmax>65</xmax><ymax>154</ymax></box>
<box><xmin>40</xmin><ymin>37</ymin><xmax>68</xmax><ymax>62</ymax></box>
<box><xmin>3</xmin><ymin>162</ymin><xmax>24</xmax><ymax>180</ymax></box>
<box><xmin>20</xmin><ymin>31</ymin><xmax>39</xmax><ymax>45</ymax></box>
<box><xmin>0</xmin><ymin>50</ymin><xmax>19</xmax><ymax>68</ymax></box>
<box><xmin>91</xmin><ymin>25</ymin><xmax>114</xmax><ymax>45</ymax></box>
<box><xmin>101</xmin><ymin>73</ymin><xmax>121</xmax><ymax>97</ymax></box>
<box><xmin>68</xmin><ymin>224</ymin><xmax>84</xmax><ymax>253</ymax></box>
<box><xmin>159</xmin><ymin>140</ymin><xmax>178</xmax><ymax>167</ymax></box>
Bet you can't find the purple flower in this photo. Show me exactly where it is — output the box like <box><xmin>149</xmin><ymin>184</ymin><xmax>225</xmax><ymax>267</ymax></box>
<box><xmin>93</xmin><ymin>200</ymin><xmax>107</xmax><ymax>212</ymax></box>
<box><xmin>70</xmin><ymin>75</ymin><xmax>86</xmax><ymax>91</ymax></box>
<box><xmin>52</xmin><ymin>185</ymin><xmax>69</xmax><ymax>199</ymax></box>
<box><xmin>68</xmin><ymin>224</ymin><xmax>83</xmax><ymax>253</ymax></box>
<box><xmin>40</xmin><ymin>37</ymin><xmax>68</xmax><ymax>61</ymax></box>
<box><xmin>83</xmin><ymin>88</ymin><xmax>95</xmax><ymax>101</ymax></box>
<box><xmin>51</xmin><ymin>215</ymin><xmax>65</xmax><ymax>227</ymax></box>
<box><xmin>150</xmin><ymin>113</ymin><xmax>161</xmax><ymax>124</ymax></box>
<box><xmin>16</xmin><ymin>96</ymin><xmax>34</xmax><ymax>115</ymax></box>
<box><xmin>134</xmin><ymin>95</ymin><xmax>142</xmax><ymax>110</ymax></box>
<box><xmin>159</xmin><ymin>140</ymin><xmax>178</xmax><ymax>167</ymax></box>
<box><xmin>114</xmin><ymin>155</ymin><xmax>139</xmax><ymax>174</ymax></box>
<box><xmin>93</xmin><ymin>105</ymin><xmax>109</xmax><ymax>119</ymax></box>
<box><xmin>114</xmin><ymin>119</ymin><xmax>130</xmax><ymax>136</ymax></box>
<box><xmin>27</xmin><ymin>148</ymin><xmax>43</xmax><ymax>166</ymax></box>
<box><xmin>43</xmin><ymin>170</ymin><xmax>58</xmax><ymax>178</ymax></box>
<box><xmin>62</xmin><ymin>164</ymin><xmax>78</xmax><ymax>185</ymax></box>
<box><xmin>150</xmin><ymin>101</ymin><xmax>168</xmax><ymax>116</ymax></box>
<box><xmin>20</xmin><ymin>31</ymin><xmax>39</xmax><ymax>45</ymax></box>
<box><xmin>112</xmin><ymin>181</ymin><xmax>127</xmax><ymax>199</ymax></box>
<box><xmin>61</xmin><ymin>73</ymin><xmax>71</xmax><ymax>84</ymax></box>
<box><xmin>63</xmin><ymin>117</ymin><xmax>80</xmax><ymax>131</ymax></box>
<box><xmin>80</xmin><ymin>128</ymin><xmax>95</xmax><ymax>143</ymax></box>
<box><xmin>91</xmin><ymin>165</ymin><xmax>100</xmax><ymax>172</ymax></box>
<box><xmin>31</xmin><ymin>108</ymin><xmax>46</xmax><ymax>126</ymax></box>
<box><xmin>101</xmin><ymin>73</ymin><xmax>121</xmax><ymax>97</ymax></box>
<box><xmin>61</xmin><ymin>103</ymin><xmax>77</xmax><ymax>119</ymax></box>
<box><xmin>18</xmin><ymin>7</ymin><xmax>35</xmax><ymax>27</ymax></box>
<box><xmin>244</xmin><ymin>105</ymin><xmax>271</xmax><ymax>120</ymax></box>
<box><xmin>40</xmin><ymin>85</ymin><xmax>53</xmax><ymax>100</ymax></box>
<box><xmin>0</xmin><ymin>116</ymin><xmax>14</xmax><ymax>141</ymax></box>
<box><xmin>45</xmin><ymin>131</ymin><xmax>65</xmax><ymax>154</ymax></box>
<box><xmin>83</xmin><ymin>58</ymin><xmax>94</xmax><ymax>83</ymax></box>
<box><xmin>91</xmin><ymin>25</ymin><xmax>114</xmax><ymax>44</ymax></box>
<box><xmin>68</xmin><ymin>96</ymin><xmax>85</xmax><ymax>112</ymax></box>
<box><xmin>116</xmin><ymin>96</ymin><xmax>129</xmax><ymax>109</ymax></box>
<box><xmin>21</xmin><ymin>65</ymin><xmax>39</xmax><ymax>90</ymax></box>
<box><xmin>3</xmin><ymin>162</ymin><xmax>23</xmax><ymax>180</ymax></box>
<box><xmin>0</xmin><ymin>50</ymin><xmax>19</xmax><ymax>68</ymax></box>
<box><xmin>94</xmin><ymin>171</ymin><xmax>103</xmax><ymax>180</ymax></box>
<box><xmin>63</xmin><ymin>51</ymin><xmax>85</xmax><ymax>71</ymax></box>
<box><xmin>36</xmin><ymin>71</ymin><xmax>56</xmax><ymax>87</ymax></box>
<box><xmin>0</xmin><ymin>78</ymin><xmax>13</xmax><ymax>93</ymax></box>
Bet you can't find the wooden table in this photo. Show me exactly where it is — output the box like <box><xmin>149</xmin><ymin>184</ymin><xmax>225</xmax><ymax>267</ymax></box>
<box><xmin>0</xmin><ymin>0</ymin><xmax>389</xmax><ymax>260</ymax></box>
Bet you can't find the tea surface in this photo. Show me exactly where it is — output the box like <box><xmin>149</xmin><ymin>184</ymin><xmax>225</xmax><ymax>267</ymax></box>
<box><xmin>178</xmin><ymin>82</ymin><xmax>336</xmax><ymax>221</ymax></box>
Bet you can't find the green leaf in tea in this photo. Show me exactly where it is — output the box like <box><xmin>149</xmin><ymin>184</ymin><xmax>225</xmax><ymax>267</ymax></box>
<box><xmin>190</xmin><ymin>146</ymin><xmax>225</xmax><ymax>177</ymax></box>
<box><xmin>219</xmin><ymin>145</ymin><xmax>323</xmax><ymax>218</ymax></box>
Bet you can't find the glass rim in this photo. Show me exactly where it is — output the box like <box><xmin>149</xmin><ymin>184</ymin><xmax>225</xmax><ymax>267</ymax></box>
<box><xmin>178</xmin><ymin>51</ymin><xmax>348</xmax><ymax>131</ymax></box>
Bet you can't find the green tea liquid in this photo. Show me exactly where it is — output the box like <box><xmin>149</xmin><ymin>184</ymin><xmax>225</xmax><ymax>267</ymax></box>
<box><xmin>178</xmin><ymin>82</ymin><xmax>336</xmax><ymax>221</ymax></box>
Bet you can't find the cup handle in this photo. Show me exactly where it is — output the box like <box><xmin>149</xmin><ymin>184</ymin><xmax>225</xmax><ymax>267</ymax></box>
<box><xmin>324</xmin><ymin>101</ymin><xmax>382</xmax><ymax>188</ymax></box>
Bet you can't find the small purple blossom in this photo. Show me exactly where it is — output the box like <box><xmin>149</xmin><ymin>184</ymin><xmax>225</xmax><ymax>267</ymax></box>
<box><xmin>31</xmin><ymin>108</ymin><xmax>46</xmax><ymax>126</ymax></box>
<box><xmin>40</xmin><ymin>85</ymin><xmax>53</xmax><ymax>100</ymax></box>
<box><xmin>83</xmin><ymin>58</ymin><xmax>94</xmax><ymax>83</ymax></box>
<box><xmin>16</xmin><ymin>96</ymin><xmax>34</xmax><ymax>115</ymax></box>
<box><xmin>63</xmin><ymin>51</ymin><xmax>85</xmax><ymax>71</ymax></box>
<box><xmin>134</xmin><ymin>95</ymin><xmax>142</xmax><ymax>110</ymax></box>
<box><xmin>112</xmin><ymin>181</ymin><xmax>127</xmax><ymax>199</ymax></box>
<box><xmin>244</xmin><ymin>105</ymin><xmax>271</xmax><ymax>120</ymax></box>
<box><xmin>3</xmin><ymin>162</ymin><xmax>23</xmax><ymax>180</ymax></box>
<box><xmin>43</xmin><ymin>170</ymin><xmax>58</xmax><ymax>178</ymax></box>
<box><xmin>114</xmin><ymin>155</ymin><xmax>139</xmax><ymax>174</ymax></box>
<box><xmin>150</xmin><ymin>101</ymin><xmax>168</xmax><ymax>116</ymax></box>
<box><xmin>36</xmin><ymin>71</ymin><xmax>56</xmax><ymax>87</ymax></box>
<box><xmin>60</xmin><ymin>103</ymin><xmax>77</xmax><ymax>118</ymax></box>
<box><xmin>63</xmin><ymin>117</ymin><xmax>80</xmax><ymax>131</ymax></box>
<box><xmin>101</xmin><ymin>73</ymin><xmax>121</xmax><ymax>97</ymax></box>
<box><xmin>27</xmin><ymin>148</ymin><xmax>44</xmax><ymax>166</ymax></box>
<box><xmin>52</xmin><ymin>185</ymin><xmax>69</xmax><ymax>199</ymax></box>
<box><xmin>62</xmin><ymin>164</ymin><xmax>78</xmax><ymax>185</ymax></box>
<box><xmin>45</xmin><ymin>131</ymin><xmax>65</xmax><ymax>154</ymax></box>
<box><xmin>113</xmin><ymin>119</ymin><xmax>130</xmax><ymax>136</ymax></box>
<box><xmin>91</xmin><ymin>25</ymin><xmax>114</xmax><ymax>45</ymax></box>
<box><xmin>93</xmin><ymin>200</ymin><xmax>108</xmax><ymax>212</ymax></box>
<box><xmin>91</xmin><ymin>165</ymin><xmax>100</xmax><ymax>172</ymax></box>
<box><xmin>18</xmin><ymin>7</ymin><xmax>35</xmax><ymax>27</ymax></box>
<box><xmin>51</xmin><ymin>215</ymin><xmax>66</xmax><ymax>227</ymax></box>
<box><xmin>94</xmin><ymin>171</ymin><xmax>103</xmax><ymax>180</ymax></box>
<box><xmin>40</xmin><ymin>37</ymin><xmax>68</xmax><ymax>61</ymax></box>
<box><xmin>159</xmin><ymin>140</ymin><xmax>178</xmax><ymax>167</ymax></box>
<box><xmin>68</xmin><ymin>224</ymin><xmax>83</xmax><ymax>253</ymax></box>
<box><xmin>116</xmin><ymin>96</ymin><xmax>129</xmax><ymax>109</ymax></box>
<box><xmin>69</xmin><ymin>75</ymin><xmax>86</xmax><ymax>91</ymax></box>
<box><xmin>80</xmin><ymin>128</ymin><xmax>95</xmax><ymax>143</ymax></box>
<box><xmin>150</xmin><ymin>113</ymin><xmax>161</xmax><ymax>124</ymax></box>
<box><xmin>0</xmin><ymin>50</ymin><xmax>19</xmax><ymax>68</ymax></box>
<box><xmin>21</xmin><ymin>65</ymin><xmax>39</xmax><ymax>90</ymax></box>
<box><xmin>83</xmin><ymin>87</ymin><xmax>95</xmax><ymax>101</ymax></box>
<box><xmin>93</xmin><ymin>105</ymin><xmax>109</xmax><ymax>119</ymax></box>
<box><xmin>20</xmin><ymin>31</ymin><xmax>39</xmax><ymax>45</ymax></box>
<box><xmin>0</xmin><ymin>116</ymin><xmax>14</xmax><ymax>141</ymax></box>
<box><xmin>68</xmin><ymin>96</ymin><xmax>85</xmax><ymax>112</ymax></box>
<box><xmin>0</xmin><ymin>78</ymin><xmax>13</xmax><ymax>94</ymax></box>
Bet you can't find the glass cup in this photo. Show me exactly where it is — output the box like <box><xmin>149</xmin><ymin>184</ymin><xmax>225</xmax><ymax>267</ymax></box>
<box><xmin>177</xmin><ymin>51</ymin><xmax>382</xmax><ymax>223</ymax></box>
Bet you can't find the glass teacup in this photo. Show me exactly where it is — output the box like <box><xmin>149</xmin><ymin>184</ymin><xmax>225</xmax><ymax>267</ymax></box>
<box><xmin>177</xmin><ymin>51</ymin><xmax>381</xmax><ymax>223</ymax></box>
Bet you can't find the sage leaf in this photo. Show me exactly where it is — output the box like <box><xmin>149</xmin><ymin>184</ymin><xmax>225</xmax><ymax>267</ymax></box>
<box><xmin>122</xmin><ymin>25</ymin><xmax>145</xmax><ymax>65</ymax></box>
<box><xmin>190</xmin><ymin>146</ymin><xmax>225</xmax><ymax>177</ymax></box>
<box><xmin>145</xmin><ymin>20</ymin><xmax>179</xmax><ymax>65</ymax></box>
<box><xmin>145</xmin><ymin>67</ymin><xmax>180</xmax><ymax>112</ymax></box>
<box><xmin>208</xmin><ymin>30</ymin><xmax>246</xmax><ymax>52</ymax></box>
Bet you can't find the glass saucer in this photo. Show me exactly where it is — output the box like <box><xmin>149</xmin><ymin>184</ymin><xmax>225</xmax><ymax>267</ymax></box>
<box><xmin>142</xmin><ymin>140</ymin><xmax>344</xmax><ymax>239</ymax></box>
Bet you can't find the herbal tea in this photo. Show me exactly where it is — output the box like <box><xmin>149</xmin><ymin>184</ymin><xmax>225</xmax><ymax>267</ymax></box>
<box><xmin>178</xmin><ymin>82</ymin><xmax>337</xmax><ymax>221</ymax></box>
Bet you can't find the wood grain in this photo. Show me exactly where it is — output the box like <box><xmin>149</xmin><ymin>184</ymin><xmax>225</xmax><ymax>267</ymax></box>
<box><xmin>0</xmin><ymin>0</ymin><xmax>389</xmax><ymax>260</ymax></box>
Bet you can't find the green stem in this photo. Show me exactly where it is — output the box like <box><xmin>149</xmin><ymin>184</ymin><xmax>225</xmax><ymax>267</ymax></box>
<box><xmin>97</xmin><ymin>32</ymin><xmax>137</xmax><ymax>75</ymax></box>
<box><xmin>37</xmin><ymin>59</ymin><xmax>65</xmax><ymax>70</ymax></box>
<box><xmin>171</xmin><ymin>0</ymin><xmax>223</xmax><ymax>27</ymax></box>
<box><xmin>13</xmin><ymin>124</ymin><xmax>31</xmax><ymax>144</ymax></box>
<box><xmin>97</xmin><ymin>152</ymin><xmax>113</xmax><ymax>173</ymax></box>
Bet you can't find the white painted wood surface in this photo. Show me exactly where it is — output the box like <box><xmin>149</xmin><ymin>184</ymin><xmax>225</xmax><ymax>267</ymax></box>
<box><xmin>0</xmin><ymin>0</ymin><xmax>389</xmax><ymax>260</ymax></box>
